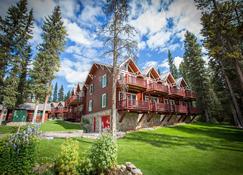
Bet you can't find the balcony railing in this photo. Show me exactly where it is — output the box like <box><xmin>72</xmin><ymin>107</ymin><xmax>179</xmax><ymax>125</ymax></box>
<box><xmin>51</xmin><ymin>108</ymin><xmax>68</xmax><ymax>113</ymax></box>
<box><xmin>117</xmin><ymin>99</ymin><xmax>150</xmax><ymax>111</ymax></box>
<box><xmin>121</xmin><ymin>74</ymin><xmax>147</xmax><ymax>88</ymax></box>
<box><xmin>189</xmin><ymin>107</ymin><xmax>199</xmax><ymax>114</ymax></box>
<box><xmin>66</xmin><ymin>96</ymin><xmax>83</xmax><ymax>105</ymax></box>
<box><xmin>151</xmin><ymin>103</ymin><xmax>170</xmax><ymax>113</ymax></box>
<box><xmin>147</xmin><ymin>82</ymin><xmax>168</xmax><ymax>94</ymax></box>
<box><xmin>185</xmin><ymin>90</ymin><xmax>196</xmax><ymax>98</ymax></box>
<box><xmin>175</xmin><ymin>105</ymin><xmax>188</xmax><ymax>114</ymax></box>
<box><xmin>169</xmin><ymin>87</ymin><xmax>185</xmax><ymax>97</ymax></box>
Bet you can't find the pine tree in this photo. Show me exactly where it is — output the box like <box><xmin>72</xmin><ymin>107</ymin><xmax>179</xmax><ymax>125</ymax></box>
<box><xmin>0</xmin><ymin>0</ymin><xmax>33</xmax><ymax>124</ymax></box>
<box><xmin>30</xmin><ymin>6</ymin><xmax>66</xmax><ymax>123</ymax></box>
<box><xmin>183</xmin><ymin>31</ymin><xmax>212</xmax><ymax>122</ymax></box>
<box><xmin>53</xmin><ymin>82</ymin><xmax>58</xmax><ymax>102</ymax></box>
<box><xmin>104</xmin><ymin>0</ymin><xmax>137</xmax><ymax>137</ymax></box>
<box><xmin>167</xmin><ymin>50</ymin><xmax>178</xmax><ymax>79</ymax></box>
<box><xmin>64</xmin><ymin>90</ymin><xmax>70</xmax><ymax>101</ymax></box>
<box><xmin>58</xmin><ymin>85</ymin><xmax>64</xmax><ymax>101</ymax></box>
<box><xmin>194</xmin><ymin>0</ymin><xmax>243</xmax><ymax>127</ymax></box>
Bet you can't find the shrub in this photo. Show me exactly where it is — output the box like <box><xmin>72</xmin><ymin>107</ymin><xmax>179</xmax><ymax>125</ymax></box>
<box><xmin>89</xmin><ymin>134</ymin><xmax>118</xmax><ymax>174</ymax></box>
<box><xmin>55</xmin><ymin>139</ymin><xmax>79</xmax><ymax>175</ymax></box>
<box><xmin>0</xmin><ymin>124</ymin><xmax>39</xmax><ymax>175</ymax></box>
<box><xmin>78</xmin><ymin>158</ymin><xmax>94</xmax><ymax>175</ymax></box>
<box><xmin>81</xmin><ymin>118</ymin><xmax>90</xmax><ymax>132</ymax></box>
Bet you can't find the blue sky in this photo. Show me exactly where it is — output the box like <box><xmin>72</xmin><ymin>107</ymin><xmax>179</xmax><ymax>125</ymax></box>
<box><xmin>0</xmin><ymin>0</ymin><xmax>204</xmax><ymax>94</ymax></box>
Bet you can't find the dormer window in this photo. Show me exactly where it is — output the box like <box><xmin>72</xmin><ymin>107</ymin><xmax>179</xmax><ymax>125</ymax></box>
<box><xmin>89</xmin><ymin>84</ymin><xmax>94</xmax><ymax>94</ymax></box>
<box><xmin>101</xmin><ymin>74</ymin><xmax>107</xmax><ymax>88</ymax></box>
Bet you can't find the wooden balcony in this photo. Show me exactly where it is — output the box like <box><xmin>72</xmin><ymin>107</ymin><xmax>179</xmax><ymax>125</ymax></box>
<box><xmin>185</xmin><ymin>90</ymin><xmax>196</xmax><ymax>99</ymax></box>
<box><xmin>189</xmin><ymin>107</ymin><xmax>199</xmax><ymax>114</ymax></box>
<box><xmin>151</xmin><ymin>103</ymin><xmax>170</xmax><ymax>113</ymax></box>
<box><xmin>169</xmin><ymin>87</ymin><xmax>185</xmax><ymax>97</ymax></box>
<box><xmin>117</xmin><ymin>99</ymin><xmax>150</xmax><ymax>112</ymax></box>
<box><xmin>66</xmin><ymin>96</ymin><xmax>83</xmax><ymax>106</ymax></box>
<box><xmin>147</xmin><ymin>82</ymin><xmax>168</xmax><ymax>94</ymax></box>
<box><xmin>51</xmin><ymin>108</ymin><xmax>68</xmax><ymax>113</ymax></box>
<box><xmin>119</xmin><ymin>74</ymin><xmax>147</xmax><ymax>90</ymax></box>
<box><xmin>175</xmin><ymin>105</ymin><xmax>188</xmax><ymax>114</ymax></box>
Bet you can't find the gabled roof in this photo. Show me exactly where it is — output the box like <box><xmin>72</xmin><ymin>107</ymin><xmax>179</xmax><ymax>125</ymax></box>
<box><xmin>120</xmin><ymin>58</ymin><xmax>143</xmax><ymax>75</ymax></box>
<box><xmin>17</xmin><ymin>103</ymin><xmax>51</xmax><ymax>111</ymax></box>
<box><xmin>176</xmin><ymin>77</ymin><xmax>188</xmax><ymax>88</ymax></box>
<box><xmin>143</xmin><ymin>66</ymin><xmax>161</xmax><ymax>80</ymax></box>
<box><xmin>160</xmin><ymin>72</ymin><xmax>176</xmax><ymax>84</ymax></box>
<box><xmin>83</xmin><ymin>63</ymin><xmax>112</xmax><ymax>87</ymax></box>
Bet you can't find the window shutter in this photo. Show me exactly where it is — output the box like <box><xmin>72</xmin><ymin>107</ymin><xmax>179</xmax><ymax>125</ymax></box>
<box><xmin>106</xmin><ymin>75</ymin><xmax>108</xmax><ymax>87</ymax></box>
<box><xmin>106</xmin><ymin>93</ymin><xmax>108</xmax><ymax>107</ymax></box>
<box><xmin>100</xmin><ymin>95</ymin><xmax>102</xmax><ymax>108</ymax></box>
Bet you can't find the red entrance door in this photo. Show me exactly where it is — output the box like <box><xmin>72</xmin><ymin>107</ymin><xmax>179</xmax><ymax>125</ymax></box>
<box><xmin>102</xmin><ymin>116</ymin><xmax>110</xmax><ymax>129</ymax></box>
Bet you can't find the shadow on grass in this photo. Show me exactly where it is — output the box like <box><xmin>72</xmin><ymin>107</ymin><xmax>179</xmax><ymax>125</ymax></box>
<box><xmin>122</xmin><ymin>124</ymin><xmax>243</xmax><ymax>152</ymax></box>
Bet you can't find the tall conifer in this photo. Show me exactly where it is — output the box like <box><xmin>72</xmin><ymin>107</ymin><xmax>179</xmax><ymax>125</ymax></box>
<box><xmin>58</xmin><ymin>85</ymin><xmax>64</xmax><ymax>101</ymax></box>
<box><xmin>168</xmin><ymin>50</ymin><xmax>178</xmax><ymax>79</ymax></box>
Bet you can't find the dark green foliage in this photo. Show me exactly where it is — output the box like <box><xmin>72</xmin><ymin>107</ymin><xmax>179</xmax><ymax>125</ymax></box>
<box><xmin>64</xmin><ymin>90</ymin><xmax>71</xmax><ymax>101</ymax></box>
<box><xmin>78</xmin><ymin>158</ymin><xmax>94</xmax><ymax>175</ymax></box>
<box><xmin>53</xmin><ymin>82</ymin><xmax>58</xmax><ymax>102</ymax></box>
<box><xmin>30</xmin><ymin>6</ymin><xmax>66</xmax><ymax>103</ymax></box>
<box><xmin>58</xmin><ymin>85</ymin><xmax>64</xmax><ymax>101</ymax></box>
<box><xmin>55</xmin><ymin>139</ymin><xmax>79</xmax><ymax>175</ymax></box>
<box><xmin>0</xmin><ymin>125</ymin><xmax>39</xmax><ymax>175</ymax></box>
<box><xmin>194</xmin><ymin>0</ymin><xmax>243</xmax><ymax>126</ymax></box>
<box><xmin>0</xmin><ymin>0</ymin><xmax>33</xmax><ymax>108</ymax></box>
<box><xmin>168</xmin><ymin>50</ymin><xmax>178</xmax><ymax>79</ymax></box>
<box><xmin>89</xmin><ymin>134</ymin><xmax>118</xmax><ymax>174</ymax></box>
<box><xmin>183</xmin><ymin>31</ymin><xmax>213</xmax><ymax>122</ymax></box>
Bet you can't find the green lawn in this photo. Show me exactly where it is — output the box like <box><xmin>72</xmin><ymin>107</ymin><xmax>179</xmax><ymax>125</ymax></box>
<box><xmin>40</xmin><ymin>120</ymin><xmax>82</xmax><ymax>132</ymax></box>
<box><xmin>0</xmin><ymin>125</ymin><xmax>18</xmax><ymax>134</ymax></box>
<box><xmin>37</xmin><ymin>123</ymin><xmax>243</xmax><ymax>175</ymax></box>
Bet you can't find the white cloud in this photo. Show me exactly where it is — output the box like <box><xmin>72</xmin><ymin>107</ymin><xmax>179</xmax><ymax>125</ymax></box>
<box><xmin>143</xmin><ymin>61</ymin><xmax>158</xmax><ymax>69</ymax></box>
<box><xmin>174</xmin><ymin>56</ymin><xmax>183</xmax><ymax>69</ymax></box>
<box><xmin>147</xmin><ymin>30</ymin><xmax>172</xmax><ymax>50</ymax></box>
<box><xmin>63</xmin><ymin>19</ymin><xmax>91</xmax><ymax>45</ymax></box>
<box><xmin>79</xmin><ymin>4</ymin><xmax>103</xmax><ymax>23</ymax></box>
<box><xmin>159</xmin><ymin>60</ymin><xmax>169</xmax><ymax>69</ymax></box>
<box><xmin>30</xmin><ymin>22</ymin><xmax>42</xmax><ymax>46</ymax></box>
<box><xmin>29</xmin><ymin>0</ymin><xmax>56</xmax><ymax>19</ymax></box>
<box><xmin>56</xmin><ymin>58</ymin><xmax>91</xmax><ymax>85</ymax></box>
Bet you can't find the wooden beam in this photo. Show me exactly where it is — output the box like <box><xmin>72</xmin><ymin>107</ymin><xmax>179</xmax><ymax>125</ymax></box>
<box><xmin>119</xmin><ymin>112</ymin><xmax>126</xmax><ymax>123</ymax></box>
<box><xmin>189</xmin><ymin>115</ymin><xmax>196</xmax><ymax>123</ymax></box>
<box><xmin>178</xmin><ymin>115</ymin><xmax>184</xmax><ymax>122</ymax></box>
<box><xmin>167</xmin><ymin>115</ymin><xmax>173</xmax><ymax>122</ymax></box>
<box><xmin>147</xmin><ymin>113</ymin><xmax>153</xmax><ymax>122</ymax></box>
<box><xmin>137</xmin><ymin>113</ymin><xmax>145</xmax><ymax>124</ymax></box>
<box><xmin>182</xmin><ymin>115</ymin><xmax>187</xmax><ymax>122</ymax></box>
<box><xmin>160</xmin><ymin>115</ymin><xmax>167</xmax><ymax>124</ymax></box>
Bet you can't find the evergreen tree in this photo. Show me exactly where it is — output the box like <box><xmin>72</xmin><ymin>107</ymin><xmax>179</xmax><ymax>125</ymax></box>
<box><xmin>168</xmin><ymin>50</ymin><xmax>178</xmax><ymax>79</ymax></box>
<box><xmin>104</xmin><ymin>0</ymin><xmax>137</xmax><ymax>137</ymax></box>
<box><xmin>65</xmin><ymin>90</ymin><xmax>71</xmax><ymax>101</ymax></box>
<box><xmin>183</xmin><ymin>31</ymin><xmax>212</xmax><ymax>122</ymax></box>
<box><xmin>58</xmin><ymin>85</ymin><xmax>64</xmax><ymax>101</ymax></box>
<box><xmin>53</xmin><ymin>82</ymin><xmax>58</xmax><ymax>102</ymax></box>
<box><xmin>30</xmin><ymin>6</ymin><xmax>66</xmax><ymax>123</ymax></box>
<box><xmin>194</xmin><ymin>0</ymin><xmax>243</xmax><ymax>127</ymax></box>
<box><xmin>0</xmin><ymin>0</ymin><xmax>33</xmax><ymax>110</ymax></box>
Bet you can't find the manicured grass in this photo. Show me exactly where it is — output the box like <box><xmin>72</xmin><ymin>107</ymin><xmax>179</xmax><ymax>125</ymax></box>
<box><xmin>40</xmin><ymin>120</ymin><xmax>82</xmax><ymax>132</ymax></box>
<box><xmin>0</xmin><ymin>125</ymin><xmax>18</xmax><ymax>134</ymax></box>
<box><xmin>37</xmin><ymin>123</ymin><xmax>243</xmax><ymax>174</ymax></box>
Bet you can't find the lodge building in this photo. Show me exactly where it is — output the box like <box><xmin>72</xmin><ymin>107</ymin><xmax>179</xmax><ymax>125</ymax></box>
<box><xmin>65</xmin><ymin>58</ymin><xmax>199</xmax><ymax>132</ymax></box>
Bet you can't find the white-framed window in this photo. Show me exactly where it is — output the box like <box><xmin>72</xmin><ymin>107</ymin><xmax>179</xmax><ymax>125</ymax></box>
<box><xmin>88</xmin><ymin>100</ymin><xmax>93</xmax><ymax>112</ymax></box>
<box><xmin>152</xmin><ymin>97</ymin><xmax>158</xmax><ymax>103</ymax></box>
<box><xmin>144</xmin><ymin>96</ymin><xmax>149</xmax><ymax>102</ymax></box>
<box><xmin>89</xmin><ymin>84</ymin><xmax>94</xmax><ymax>94</ymax></box>
<box><xmin>101</xmin><ymin>93</ymin><xmax>107</xmax><ymax>108</ymax></box>
<box><xmin>101</xmin><ymin>74</ymin><xmax>107</xmax><ymax>88</ymax></box>
<box><xmin>164</xmin><ymin>99</ymin><xmax>169</xmax><ymax>104</ymax></box>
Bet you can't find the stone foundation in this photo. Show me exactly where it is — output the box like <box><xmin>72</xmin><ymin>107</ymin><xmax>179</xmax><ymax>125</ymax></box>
<box><xmin>82</xmin><ymin>110</ymin><xmax>197</xmax><ymax>133</ymax></box>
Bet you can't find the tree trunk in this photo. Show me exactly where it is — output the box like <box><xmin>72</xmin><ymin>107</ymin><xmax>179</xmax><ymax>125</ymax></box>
<box><xmin>220</xmin><ymin>61</ymin><xmax>243</xmax><ymax>127</ymax></box>
<box><xmin>41</xmin><ymin>84</ymin><xmax>51</xmax><ymax>123</ymax></box>
<box><xmin>0</xmin><ymin>107</ymin><xmax>6</xmax><ymax>125</ymax></box>
<box><xmin>234</xmin><ymin>59</ymin><xmax>243</xmax><ymax>91</ymax></box>
<box><xmin>230</xmin><ymin>103</ymin><xmax>241</xmax><ymax>128</ymax></box>
<box><xmin>111</xmin><ymin>6</ymin><xmax>118</xmax><ymax>139</ymax></box>
<box><xmin>32</xmin><ymin>100</ymin><xmax>39</xmax><ymax>124</ymax></box>
<box><xmin>41</xmin><ymin>94</ymin><xmax>49</xmax><ymax>123</ymax></box>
